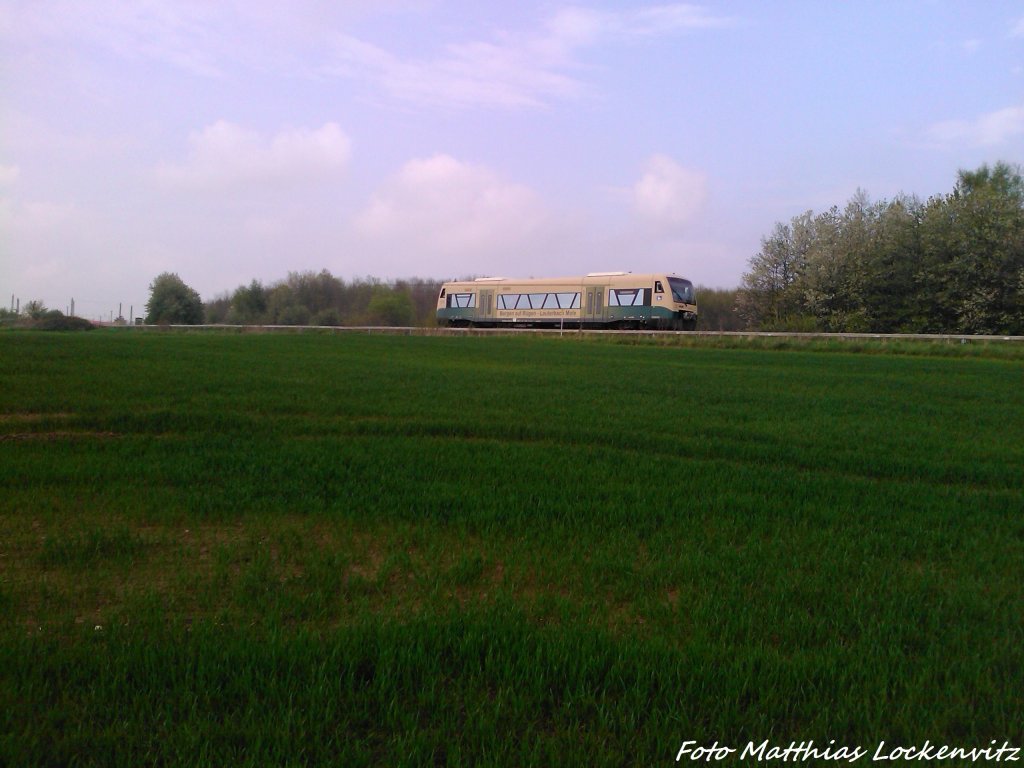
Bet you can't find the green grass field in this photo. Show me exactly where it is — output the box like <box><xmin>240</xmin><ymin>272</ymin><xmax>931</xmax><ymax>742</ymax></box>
<box><xmin>1</xmin><ymin>331</ymin><xmax>1022</xmax><ymax>766</ymax></box>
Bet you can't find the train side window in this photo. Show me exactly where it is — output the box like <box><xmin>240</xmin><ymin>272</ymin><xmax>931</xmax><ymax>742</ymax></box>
<box><xmin>555</xmin><ymin>292</ymin><xmax>579</xmax><ymax>308</ymax></box>
<box><xmin>449</xmin><ymin>293</ymin><xmax>475</xmax><ymax>308</ymax></box>
<box><xmin>610</xmin><ymin>288</ymin><xmax>642</xmax><ymax>306</ymax></box>
<box><xmin>439</xmin><ymin>287</ymin><xmax>446</xmax><ymax>299</ymax></box>
<box><xmin>654</xmin><ymin>281</ymin><xmax>664</xmax><ymax>293</ymax></box>
<box><xmin>498</xmin><ymin>294</ymin><xmax>531</xmax><ymax>309</ymax></box>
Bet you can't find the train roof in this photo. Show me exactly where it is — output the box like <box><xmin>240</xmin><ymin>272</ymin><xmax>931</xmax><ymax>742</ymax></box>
<box><xmin>441</xmin><ymin>273</ymin><xmax>689</xmax><ymax>287</ymax></box>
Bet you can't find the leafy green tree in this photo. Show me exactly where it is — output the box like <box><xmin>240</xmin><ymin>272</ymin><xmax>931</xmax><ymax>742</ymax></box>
<box><xmin>948</xmin><ymin>163</ymin><xmax>1024</xmax><ymax>334</ymax></box>
<box><xmin>916</xmin><ymin>163</ymin><xmax>1024</xmax><ymax>334</ymax></box>
<box><xmin>229</xmin><ymin>280</ymin><xmax>268</xmax><ymax>324</ymax></box>
<box><xmin>366</xmin><ymin>288</ymin><xmax>414</xmax><ymax>326</ymax></box>
<box><xmin>739</xmin><ymin>163</ymin><xmax>1024</xmax><ymax>334</ymax></box>
<box><xmin>955</xmin><ymin>162</ymin><xmax>1024</xmax><ymax>200</ymax></box>
<box><xmin>802</xmin><ymin>193</ymin><xmax>889</xmax><ymax>331</ymax></box>
<box><xmin>286</xmin><ymin>270</ymin><xmax>346</xmax><ymax>318</ymax></box>
<box><xmin>23</xmin><ymin>300</ymin><xmax>47</xmax><ymax>319</ymax></box>
<box><xmin>395</xmin><ymin>278</ymin><xmax>445</xmax><ymax>326</ymax></box>
<box><xmin>264</xmin><ymin>283</ymin><xmax>307</xmax><ymax>325</ymax></box>
<box><xmin>204</xmin><ymin>292</ymin><xmax>232</xmax><ymax>324</ymax></box>
<box><xmin>145</xmin><ymin>273</ymin><xmax>203</xmax><ymax>325</ymax></box>
<box><xmin>276</xmin><ymin>301</ymin><xmax>311</xmax><ymax>326</ymax></box>
<box><xmin>861</xmin><ymin>195</ymin><xmax>922</xmax><ymax>332</ymax></box>
<box><xmin>798</xmin><ymin>206</ymin><xmax>849</xmax><ymax>331</ymax></box>
<box><xmin>737</xmin><ymin>214</ymin><xmax>814</xmax><ymax>328</ymax></box>
<box><xmin>694</xmin><ymin>287</ymin><xmax>743</xmax><ymax>331</ymax></box>
<box><xmin>312</xmin><ymin>308</ymin><xmax>341</xmax><ymax>326</ymax></box>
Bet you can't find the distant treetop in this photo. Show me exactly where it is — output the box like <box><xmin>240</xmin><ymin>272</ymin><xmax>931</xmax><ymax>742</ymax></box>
<box><xmin>146</xmin><ymin>272</ymin><xmax>203</xmax><ymax>325</ymax></box>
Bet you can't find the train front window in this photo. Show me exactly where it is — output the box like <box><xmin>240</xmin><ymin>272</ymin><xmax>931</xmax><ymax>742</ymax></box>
<box><xmin>668</xmin><ymin>278</ymin><xmax>694</xmax><ymax>304</ymax></box>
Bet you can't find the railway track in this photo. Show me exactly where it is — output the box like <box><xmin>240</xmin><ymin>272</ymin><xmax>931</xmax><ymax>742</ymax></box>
<box><xmin>129</xmin><ymin>325</ymin><xmax>1024</xmax><ymax>342</ymax></box>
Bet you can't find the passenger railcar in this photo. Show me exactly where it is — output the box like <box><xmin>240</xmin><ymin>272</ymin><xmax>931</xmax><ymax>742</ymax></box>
<box><xmin>436</xmin><ymin>272</ymin><xmax>697</xmax><ymax>330</ymax></box>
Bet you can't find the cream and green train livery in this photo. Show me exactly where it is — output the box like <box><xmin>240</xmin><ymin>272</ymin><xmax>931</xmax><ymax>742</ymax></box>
<box><xmin>437</xmin><ymin>272</ymin><xmax>697</xmax><ymax>330</ymax></box>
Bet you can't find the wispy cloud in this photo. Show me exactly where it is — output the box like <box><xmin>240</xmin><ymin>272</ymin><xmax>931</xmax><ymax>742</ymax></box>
<box><xmin>325</xmin><ymin>4</ymin><xmax>735</xmax><ymax>109</ymax></box>
<box><xmin>547</xmin><ymin>4</ymin><xmax>735</xmax><ymax>42</ymax></box>
<box><xmin>3</xmin><ymin>1</ymin><xmax>231</xmax><ymax>77</ymax></box>
<box><xmin>926</xmin><ymin>104</ymin><xmax>1024</xmax><ymax>147</ymax></box>
<box><xmin>1011</xmin><ymin>16</ymin><xmax>1024</xmax><ymax>38</ymax></box>
<box><xmin>156</xmin><ymin>121</ymin><xmax>351</xmax><ymax>189</ymax></box>
<box><xmin>326</xmin><ymin>33</ymin><xmax>582</xmax><ymax>109</ymax></box>
<box><xmin>4</xmin><ymin>2</ymin><xmax>734</xmax><ymax>107</ymax></box>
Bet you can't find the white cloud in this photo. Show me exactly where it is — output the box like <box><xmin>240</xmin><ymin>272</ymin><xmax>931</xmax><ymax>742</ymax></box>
<box><xmin>0</xmin><ymin>164</ymin><xmax>19</xmax><ymax>185</ymax></box>
<box><xmin>926</xmin><ymin>104</ymin><xmax>1024</xmax><ymax>147</ymax></box>
<box><xmin>1011</xmin><ymin>16</ymin><xmax>1024</xmax><ymax>38</ymax></box>
<box><xmin>348</xmin><ymin>154</ymin><xmax>592</xmax><ymax>278</ymax></box>
<box><xmin>3</xmin><ymin>199</ymin><xmax>80</xmax><ymax>231</ymax></box>
<box><xmin>631</xmin><ymin>155</ymin><xmax>707</xmax><ymax>228</ymax></box>
<box><xmin>156</xmin><ymin>121</ymin><xmax>351</xmax><ymax>189</ymax></box>
<box><xmin>355</xmin><ymin>154</ymin><xmax>548</xmax><ymax>258</ymax></box>
<box><xmin>350</xmin><ymin>152</ymin><xmax>718</xmax><ymax>279</ymax></box>
<box><xmin>0</xmin><ymin>198</ymin><xmax>100</xmax><ymax>309</ymax></box>
<box><xmin>960</xmin><ymin>38</ymin><xmax>981</xmax><ymax>54</ymax></box>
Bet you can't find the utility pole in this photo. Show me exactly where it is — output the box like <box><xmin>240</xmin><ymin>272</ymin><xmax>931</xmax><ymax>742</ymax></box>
<box><xmin>71</xmin><ymin>298</ymin><xmax>75</xmax><ymax>317</ymax></box>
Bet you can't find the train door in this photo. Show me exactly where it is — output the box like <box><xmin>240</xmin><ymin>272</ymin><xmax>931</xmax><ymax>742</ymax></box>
<box><xmin>477</xmin><ymin>290</ymin><xmax>494</xmax><ymax>322</ymax></box>
<box><xmin>584</xmin><ymin>286</ymin><xmax>604</xmax><ymax>324</ymax></box>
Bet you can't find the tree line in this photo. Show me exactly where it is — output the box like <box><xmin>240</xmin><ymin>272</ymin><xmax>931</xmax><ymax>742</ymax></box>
<box><xmin>0</xmin><ymin>301</ymin><xmax>94</xmax><ymax>330</ymax></box>
<box><xmin>737</xmin><ymin>163</ymin><xmax>1024</xmax><ymax>334</ymax></box>
<box><xmin>145</xmin><ymin>271</ymin><xmax>442</xmax><ymax>327</ymax></box>
<box><xmin>203</xmin><ymin>272</ymin><xmax>442</xmax><ymax>327</ymax></box>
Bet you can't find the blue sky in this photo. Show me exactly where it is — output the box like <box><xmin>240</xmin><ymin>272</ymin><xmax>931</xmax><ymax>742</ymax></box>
<box><xmin>2</xmin><ymin>1</ymin><xmax>1022</xmax><ymax>319</ymax></box>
